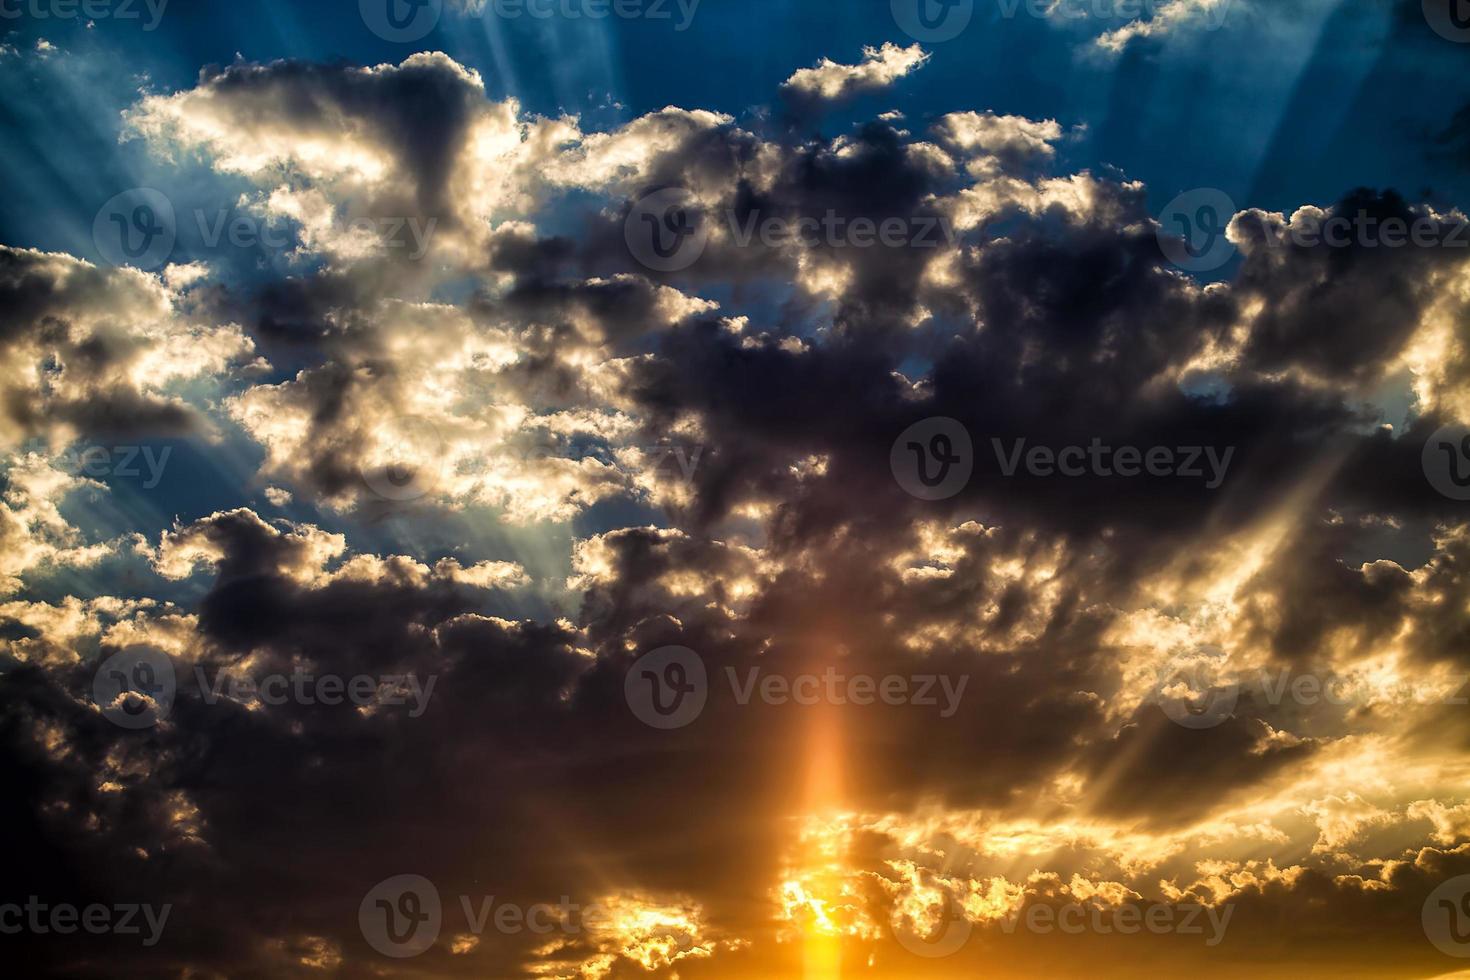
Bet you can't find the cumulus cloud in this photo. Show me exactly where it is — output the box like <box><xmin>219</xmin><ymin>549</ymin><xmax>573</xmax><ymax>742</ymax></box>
<box><xmin>781</xmin><ymin>42</ymin><xmax>929</xmax><ymax>105</ymax></box>
<box><xmin>4</xmin><ymin>43</ymin><xmax>1470</xmax><ymax>979</ymax></box>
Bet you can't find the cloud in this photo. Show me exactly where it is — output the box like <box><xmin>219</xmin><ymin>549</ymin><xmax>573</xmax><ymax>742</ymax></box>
<box><xmin>781</xmin><ymin>42</ymin><xmax>930</xmax><ymax>106</ymax></box>
<box><xmin>6</xmin><ymin>44</ymin><xmax>1470</xmax><ymax>978</ymax></box>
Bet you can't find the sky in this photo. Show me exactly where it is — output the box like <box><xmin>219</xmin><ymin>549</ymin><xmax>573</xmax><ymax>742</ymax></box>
<box><xmin>4</xmin><ymin>0</ymin><xmax>1470</xmax><ymax>976</ymax></box>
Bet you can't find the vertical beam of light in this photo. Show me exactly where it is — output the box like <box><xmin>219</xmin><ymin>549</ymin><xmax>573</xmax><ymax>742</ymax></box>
<box><xmin>803</xmin><ymin>692</ymin><xmax>843</xmax><ymax>980</ymax></box>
